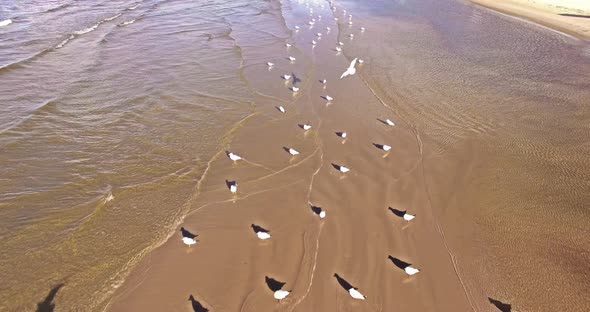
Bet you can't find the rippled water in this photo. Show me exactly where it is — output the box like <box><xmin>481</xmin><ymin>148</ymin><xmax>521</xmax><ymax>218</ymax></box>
<box><xmin>1</xmin><ymin>0</ymin><xmax>589</xmax><ymax>310</ymax></box>
<box><xmin>0</xmin><ymin>0</ymin><xmax>265</xmax><ymax>310</ymax></box>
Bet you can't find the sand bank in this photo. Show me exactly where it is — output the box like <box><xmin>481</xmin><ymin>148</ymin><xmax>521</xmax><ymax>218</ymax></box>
<box><xmin>470</xmin><ymin>0</ymin><xmax>590</xmax><ymax>39</ymax></box>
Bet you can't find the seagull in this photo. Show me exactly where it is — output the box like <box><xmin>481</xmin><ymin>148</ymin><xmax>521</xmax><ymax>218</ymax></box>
<box><xmin>274</xmin><ymin>290</ymin><xmax>290</xmax><ymax>300</ymax></box>
<box><xmin>349</xmin><ymin>288</ymin><xmax>366</xmax><ymax>300</ymax></box>
<box><xmin>334</xmin><ymin>17</ymin><xmax>339</xmax><ymax>21</ymax></box>
<box><xmin>385</xmin><ymin>119</ymin><xmax>395</xmax><ymax>126</ymax></box>
<box><xmin>360</xmin><ymin>27</ymin><xmax>366</xmax><ymax>32</ymax></box>
<box><xmin>324</xmin><ymin>95</ymin><xmax>333</xmax><ymax>101</ymax></box>
<box><xmin>405</xmin><ymin>266</ymin><xmax>420</xmax><ymax>275</ymax></box>
<box><xmin>182</xmin><ymin>236</ymin><xmax>197</xmax><ymax>247</ymax></box>
<box><xmin>348</xmin><ymin>21</ymin><xmax>353</xmax><ymax>25</ymax></box>
<box><xmin>226</xmin><ymin>151</ymin><xmax>242</xmax><ymax>161</ymax></box>
<box><xmin>388</xmin><ymin>256</ymin><xmax>420</xmax><ymax>275</ymax></box>
<box><xmin>282</xmin><ymin>74</ymin><xmax>292</xmax><ymax>80</ymax></box>
<box><xmin>388</xmin><ymin>207</ymin><xmax>415</xmax><ymax>221</ymax></box>
<box><xmin>0</xmin><ymin>19</ymin><xmax>12</xmax><ymax>27</ymax></box>
<box><xmin>311</xmin><ymin>205</ymin><xmax>326</xmax><ymax>219</ymax></box>
<box><xmin>301</xmin><ymin>124</ymin><xmax>312</xmax><ymax>130</ymax></box>
<box><xmin>278</xmin><ymin>106</ymin><xmax>286</xmax><ymax>113</ymax></box>
<box><xmin>332</xmin><ymin>163</ymin><xmax>350</xmax><ymax>173</ymax></box>
<box><xmin>294</xmin><ymin>25</ymin><xmax>300</xmax><ymax>30</ymax></box>
<box><xmin>288</xmin><ymin>56</ymin><xmax>296</xmax><ymax>62</ymax></box>
<box><xmin>312</xmin><ymin>40</ymin><xmax>317</xmax><ymax>45</ymax></box>
<box><xmin>320</xmin><ymin>79</ymin><xmax>327</xmax><ymax>85</ymax></box>
<box><xmin>226</xmin><ymin>180</ymin><xmax>238</xmax><ymax>193</ymax></box>
<box><xmin>358</xmin><ymin>59</ymin><xmax>365</xmax><ymax>64</ymax></box>
<box><xmin>338</xmin><ymin>41</ymin><xmax>344</xmax><ymax>46</ymax></box>
<box><xmin>349</xmin><ymin>33</ymin><xmax>354</xmax><ymax>38</ymax></box>
<box><xmin>336</xmin><ymin>132</ymin><xmax>347</xmax><ymax>139</ymax></box>
<box><xmin>286</xmin><ymin>147</ymin><xmax>300</xmax><ymax>156</ymax></box>
<box><xmin>326</xmin><ymin>26</ymin><xmax>331</xmax><ymax>31</ymax></box>
<box><xmin>335</xmin><ymin>46</ymin><xmax>342</xmax><ymax>52</ymax></box>
<box><xmin>285</xmin><ymin>43</ymin><xmax>292</xmax><ymax>47</ymax></box>
<box><xmin>374</xmin><ymin>144</ymin><xmax>392</xmax><ymax>151</ymax></box>
<box><xmin>290</xmin><ymin>86</ymin><xmax>300</xmax><ymax>92</ymax></box>
<box><xmin>404</xmin><ymin>213</ymin><xmax>416</xmax><ymax>221</ymax></box>
<box><xmin>340</xmin><ymin>58</ymin><xmax>358</xmax><ymax>79</ymax></box>
<box><xmin>267</xmin><ymin>62</ymin><xmax>275</xmax><ymax>67</ymax></box>
<box><xmin>308</xmin><ymin>20</ymin><xmax>315</xmax><ymax>26</ymax></box>
<box><xmin>252</xmin><ymin>225</ymin><xmax>271</xmax><ymax>240</ymax></box>
<box><xmin>316</xmin><ymin>32</ymin><xmax>322</xmax><ymax>37</ymax></box>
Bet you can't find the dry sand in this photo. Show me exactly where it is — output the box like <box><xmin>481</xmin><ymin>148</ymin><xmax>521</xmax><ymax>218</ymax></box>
<box><xmin>105</xmin><ymin>4</ymin><xmax>479</xmax><ymax>312</ymax></box>
<box><xmin>470</xmin><ymin>0</ymin><xmax>590</xmax><ymax>39</ymax></box>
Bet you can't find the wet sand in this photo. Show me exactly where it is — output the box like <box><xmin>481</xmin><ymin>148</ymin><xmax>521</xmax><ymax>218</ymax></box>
<box><xmin>470</xmin><ymin>0</ymin><xmax>590</xmax><ymax>39</ymax></box>
<box><xmin>106</xmin><ymin>3</ymin><xmax>477</xmax><ymax>312</ymax></box>
<box><xmin>105</xmin><ymin>0</ymin><xmax>590</xmax><ymax>311</ymax></box>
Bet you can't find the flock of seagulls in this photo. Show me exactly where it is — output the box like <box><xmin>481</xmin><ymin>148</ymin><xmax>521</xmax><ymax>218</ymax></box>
<box><xmin>181</xmin><ymin>0</ymin><xmax>422</xmax><ymax>307</ymax></box>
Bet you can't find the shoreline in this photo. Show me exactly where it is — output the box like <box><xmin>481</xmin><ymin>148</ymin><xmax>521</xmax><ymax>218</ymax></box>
<box><xmin>469</xmin><ymin>0</ymin><xmax>590</xmax><ymax>40</ymax></box>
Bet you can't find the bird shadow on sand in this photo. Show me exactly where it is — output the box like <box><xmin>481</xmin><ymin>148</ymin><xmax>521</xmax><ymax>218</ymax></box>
<box><xmin>251</xmin><ymin>224</ymin><xmax>269</xmax><ymax>233</ymax></box>
<box><xmin>292</xmin><ymin>73</ymin><xmax>302</xmax><ymax>84</ymax></box>
<box><xmin>265</xmin><ymin>276</ymin><xmax>286</xmax><ymax>292</ymax></box>
<box><xmin>188</xmin><ymin>295</ymin><xmax>209</xmax><ymax>312</ymax></box>
<box><xmin>376</xmin><ymin>118</ymin><xmax>391</xmax><ymax>125</ymax></box>
<box><xmin>225</xmin><ymin>179</ymin><xmax>237</xmax><ymax>190</ymax></box>
<box><xmin>310</xmin><ymin>205</ymin><xmax>322</xmax><ymax>215</ymax></box>
<box><xmin>36</xmin><ymin>283</ymin><xmax>64</xmax><ymax>312</ymax></box>
<box><xmin>180</xmin><ymin>227</ymin><xmax>197</xmax><ymax>239</ymax></box>
<box><xmin>388</xmin><ymin>255</ymin><xmax>411</xmax><ymax>270</ymax></box>
<box><xmin>489</xmin><ymin>297</ymin><xmax>512</xmax><ymax>312</ymax></box>
<box><xmin>331</xmin><ymin>163</ymin><xmax>346</xmax><ymax>171</ymax></box>
<box><xmin>388</xmin><ymin>207</ymin><xmax>406</xmax><ymax>218</ymax></box>
<box><xmin>559</xmin><ymin>13</ymin><xmax>590</xmax><ymax>18</ymax></box>
<box><xmin>333</xmin><ymin>273</ymin><xmax>354</xmax><ymax>291</ymax></box>
<box><xmin>373</xmin><ymin>143</ymin><xmax>387</xmax><ymax>150</ymax></box>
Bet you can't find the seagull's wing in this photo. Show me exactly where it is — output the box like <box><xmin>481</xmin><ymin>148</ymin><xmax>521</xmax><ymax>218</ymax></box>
<box><xmin>340</xmin><ymin>68</ymin><xmax>352</xmax><ymax>79</ymax></box>
<box><xmin>348</xmin><ymin>57</ymin><xmax>358</xmax><ymax>70</ymax></box>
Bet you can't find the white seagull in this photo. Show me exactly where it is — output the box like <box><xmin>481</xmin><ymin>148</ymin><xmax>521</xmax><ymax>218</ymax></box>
<box><xmin>301</xmin><ymin>124</ymin><xmax>312</xmax><ymax>130</ymax></box>
<box><xmin>252</xmin><ymin>225</ymin><xmax>271</xmax><ymax>240</ymax></box>
<box><xmin>278</xmin><ymin>106</ymin><xmax>286</xmax><ymax>113</ymax></box>
<box><xmin>336</xmin><ymin>132</ymin><xmax>347</xmax><ymax>139</ymax></box>
<box><xmin>316</xmin><ymin>32</ymin><xmax>322</xmax><ymax>37</ymax></box>
<box><xmin>333</xmin><ymin>164</ymin><xmax>350</xmax><ymax>173</ymax></box>
<box><xmin>336</xmin><ymin>46</ymin><xmax>342</xmax><ymax>52</ymax></box>
<box><xmin>338</xmin><ymin>41</ymin><xmax>344</xmax><ymax>46</ymax></box>
<box><xmin>405</xmin><ymin>266</ymin><xmax>420</xmax><ymax>275</ymax></box>
<box><xmin>349</xmin><ymin>33</ymin><xmax>354</xmax><ymax>38</ymax></box>
<box><xmin>294</xmin><ymin>25</ymin><xmax>300</xmax><ymax>30</ymax></box>
<box><xmin>360</xmin><ymin>27</ymin><xmax>366</xmax><ymax>32</ymax></box>
<box><xmin>226</xmin><ymin>151</ymin><xmax>242</xmax><ymax>161</ymax></box>
<box><xmin>267</xmin><ymin>62</ymin><xmax>275</xmax><ymax>67</ymax></box>
<box><xmin>375</xmin><ymin>144</ymin><xmax>392</xmax><ymax>151</ymax></box>
<box><xmin>282</xmin><ymin>74</ymin><xmax>292</xmax><ymax>80</ymax></box>
<box><xmin>326</xmin><ymin>26</ymin><xmax>331</xmax><ymax>31</ymax></box>
<box><xmin>324</xmin><ymin>95</ymin><xmax>333</xmax><ymax>102</ymax></box>
<box><xmin>403</xmin><ymin>213</ymin><xmax>416</xmax><ymax>221</ymax></box>
<box><xmin>288</xmin><ymin>56</ymin><xmax>296</xmax><ymax>62</ymax></box>
<box><xmin>385</xmin><ymin>119</ymin><xmax>395</xmax><ymax>126</ymax></box>
<box><xmin>0</xmin><ymin>19</ymin><xmax>12</xmax><ymax>27</ymax></box>
<box><xmin>311</xmin><ymin>206</ymin><xmax>326</xmax><ymax>219</ymax></box>
<box><xmin>334</xmin><ymin>17</ymin><xmax>339</xmax><ymax>21</ymax></box>
<box><xmin>312</xmin><ymin>40</ymin><xmax>317</xmax><ymax>45</ymax></box>
<box><xmin>274</xmin><ymin>290</ymin><xmax>290</xmax><ymax>300</ymax></box>
<box><xmin>320</xmin><ymin>79</ymin><xmax>327</xmax><ymax>85</ymax></box>
<box><xmin>340</xmin><ymin>58</ymin><xmax>358</xmax><ymax>79</ymax></box>
<box><xmin>285</xmin><ymin>43</ymin><xmax>292</xmax><ymax>47</ymax></box>
<box><xmin>286</xmin><ymin>148</ymin><xmax>300</xmax><ymax>156</ymax></box>
<box><xmin>348</xmin><ymin>21</ymin><xmax>353</xmax><ymax>25</ymax></box>
<box><xmin>290</xmin><ymin>86</ymin><xmax>300</xmax><ymax>92</ymax></box>
<box><xmin>349</xmin><ymin>288</ymin><xmax>366</xmax><ymax>300</ymax></box>
<box><xmin>358</xmin><ymin>59</ymin><xmax>365</xmax><ymax>64</ymax></box>
<box><xmin>228</xmin><ymin>182</ymin><xmax>237</xmax><ymax>193</ymax></box>
<box><xmin>182</xmin><ymin>236</ymin><xmax>197</xmax><ymax>247</ymax></box>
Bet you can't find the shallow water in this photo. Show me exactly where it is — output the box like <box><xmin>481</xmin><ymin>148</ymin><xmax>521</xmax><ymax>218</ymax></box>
<box><xmin>1</xmin><ymin>0</ymin><xmax>589</xmax><ymax>310</ymax></box>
